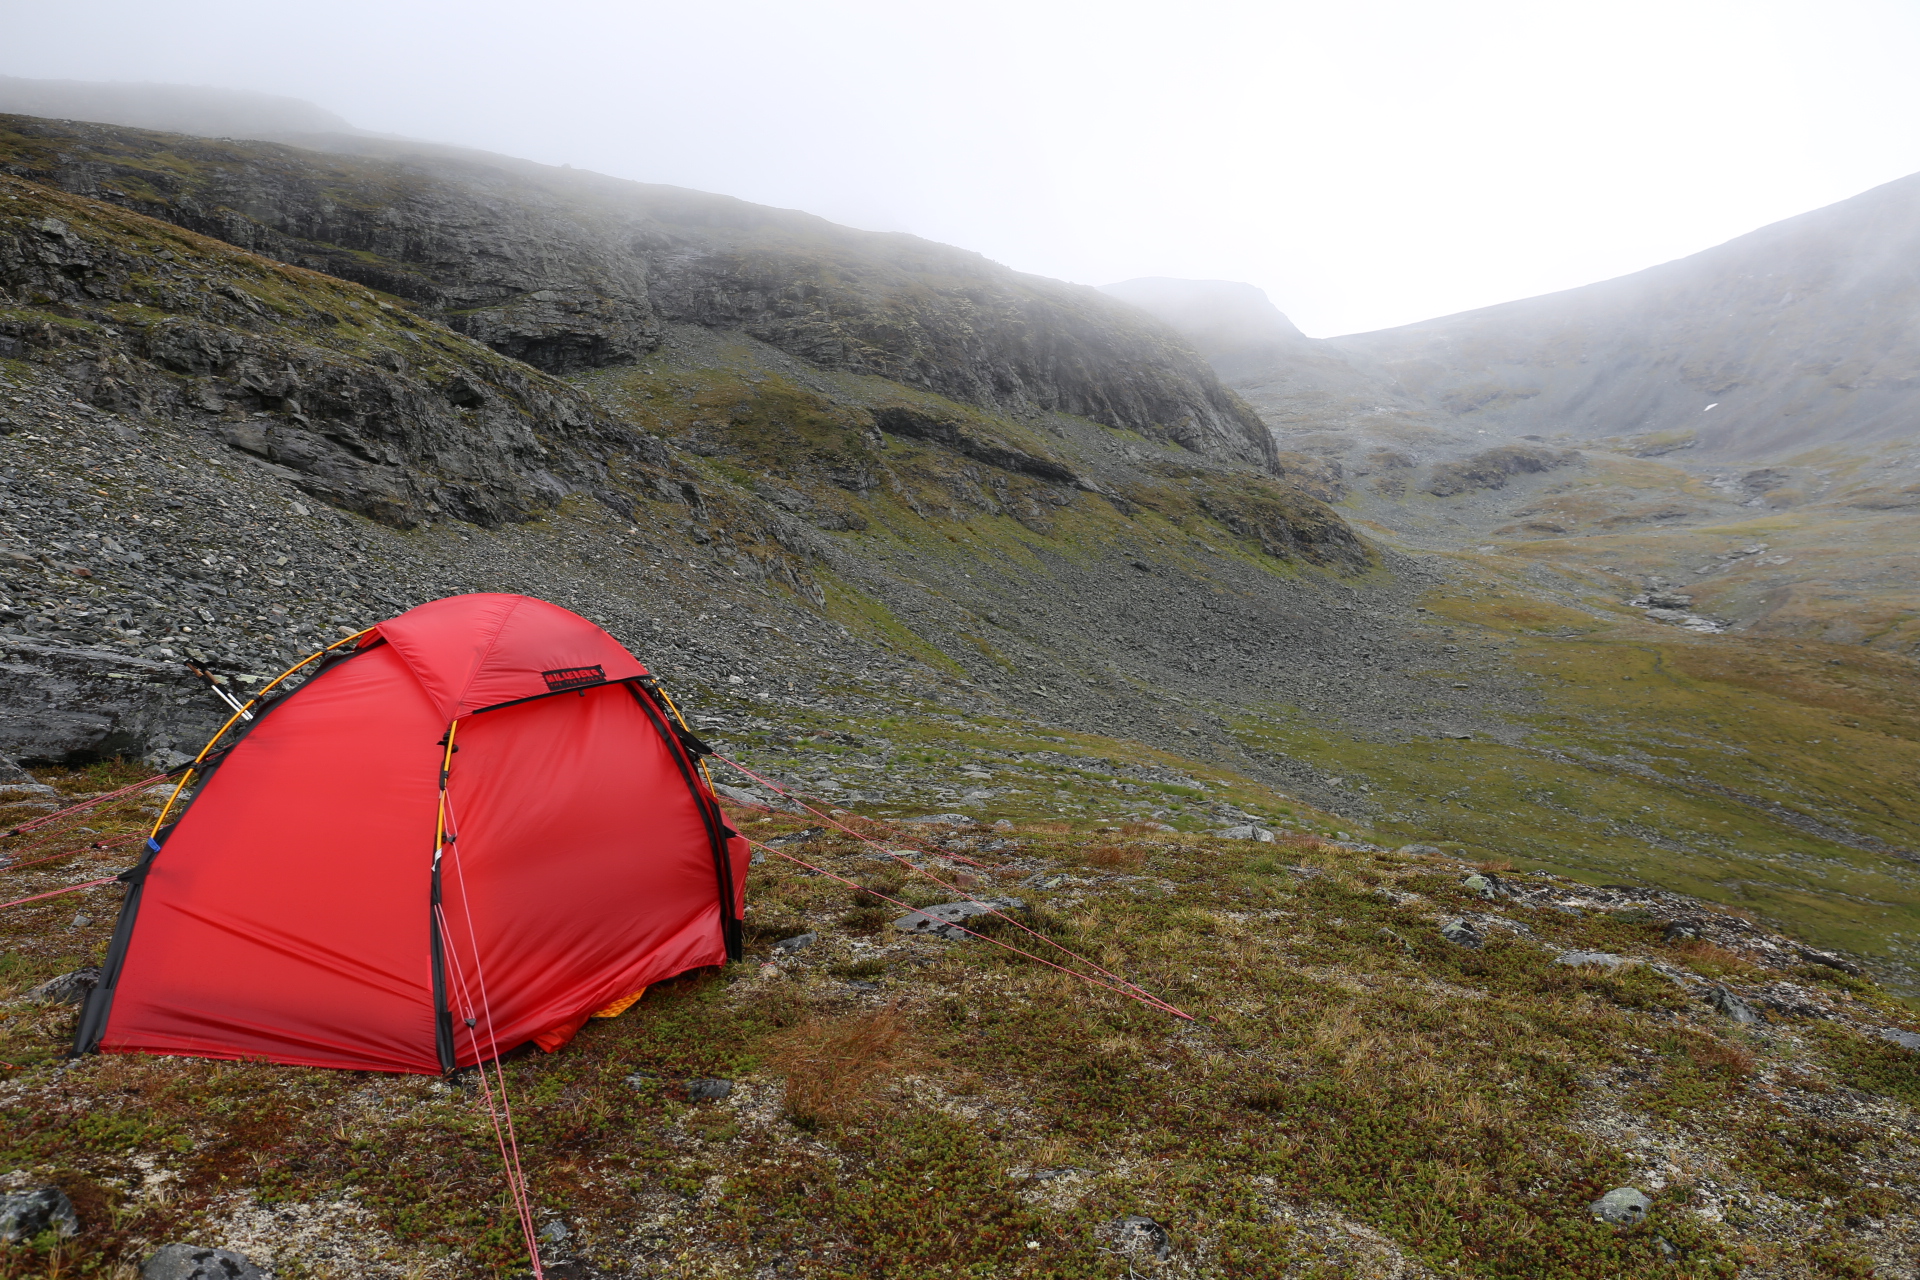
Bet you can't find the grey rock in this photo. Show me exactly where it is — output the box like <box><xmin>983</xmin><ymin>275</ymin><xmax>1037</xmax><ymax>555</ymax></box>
<box><xmin>1439</xmin><ymin>919</ymin><xmax>1483</xmax><ymax>949</ymax></box>
<box><xmin>1111</xmin><ymin>1214</ymin><xmax>1171</xmax><ymax>1259</ymax></box>
<box><xmin>1590</xmin><ymin>1187</ymin><xmax>1652</xmax><ymax>1226</ymax></box>
<box><xmin>1557</xmin><ymin>951</ymin><xmax>1627</xmax><ymax>969</ymax></box>
<box><xmin>0</xmin><ymin>641</ymin><xmax>221</xmax><ymax>765</ymax></box>
<box><xmin>894</xmin><ymin>897</ymin><xmax>1025</xmax><ymax>940</ymax></box>
<box><xmin>902</xmin><ymin>813</ymin><xmax>974</xmax><ymax>826</ymax></box>
<box><xmin>685</xmin><ymin>1078</ymin><xmax>734</xmax><ymax>1101</ymax></box>
<box><xmin>1662</xmin><ymin>921</ymin><xmax>1703</xmax><ymax>944</ymax></box>
<box><xmin>1878</xmin><ymin>1028</ymin><xmax>1920</xmax><ymax>1051</ymax></box>
<box><xmin>1462</xmin><ymin>873</ymin><xmax>1497</xmax><ymax>899</ymax></box>
<box><xmin>68</xmin><ymin>912</ymin><xmax>92</xmax><ymax>929</ymax></box>
<box><xmin>992</xmin><ymin>818</ymin><xmax>1015</xmax><ymax>830</ymax></box>
<box><xmin>1795</xmin><ymin>946</ymin><xmax>1863</xmax><ymax>977</ymax></box>
<box><xmin>538</xmin><ymin>1219</ymin><xmax>570</xmax><ymax>1244</ymax></box>
<box><xmin>0</xmin><ymin>756</ymin><xmax>56</xmax><ymax>797</ymax></box>
<box><xmin>0</xmin><ymin>1185</ymin><xmax>78</xmax><ymax>1243</ymax></box>
<box><xmin>772</xmin><ymin>932</ymin><xmax>816</xmax><ymax>954</ymax></box>
<box><xmin>140</xmin><ymin>1245</ymin><xmax>264</xmax><ymax>1280</ymax></box>
<box><xmin>1706</xmin><ymin>986</ymin><xmax>1761</xmax><ymax>1024</ymax></box>
<box><xmin>1213</xmin><ymin>824</ymin><xmax>1275</xmax><ymax>842</ymax></box>
<box><xmin>24</xmin><ymin>966</ymin><xmax>99</xmax><ymax>1005</ymax></box>
<box><xmin>765</xmin><ymin>827</ymin><xmax>823</xmax><ymax>847</ymax></box>
<box><xmin>1396</xmin><ymin>844</ymin><xmax>1443</xmax><ymax>856</ymax></box>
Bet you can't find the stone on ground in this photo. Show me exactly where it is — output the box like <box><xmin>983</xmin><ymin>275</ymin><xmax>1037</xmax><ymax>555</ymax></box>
<box><xmin>1590</xmin><ymin>1187</ymin><xmax>1652</xmax><ymax>1226</ymax></box>
<box><xmin>140</xmin><ymin>1245</ymin><xmax>264</xmax><ymax>1280</ymax></box>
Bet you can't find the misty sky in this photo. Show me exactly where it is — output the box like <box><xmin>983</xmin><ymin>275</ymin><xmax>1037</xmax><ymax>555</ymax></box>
<box><xmin>6</xmin><ymin>0</ymin><xmax>1920</xmax><ymax>337</ymax></box>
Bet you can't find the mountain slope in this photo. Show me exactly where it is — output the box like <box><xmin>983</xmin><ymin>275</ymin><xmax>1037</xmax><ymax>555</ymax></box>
<box><xmin>1325</xmin><ymin>171</ymin><xmax>1920</xmax><ymax>461</ymax></box>
<box><xmin>0</xmin><ymin>116</ymin><xmax>1276</xmax><ymax>473</ymax></box>
<box><xmin>0</xmin><ymin>76</ymin><xmax>358</xmax><ymax>142</ymax></box>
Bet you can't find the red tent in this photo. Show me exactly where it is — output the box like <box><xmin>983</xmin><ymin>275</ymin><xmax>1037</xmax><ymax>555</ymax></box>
<box><xmin>74</xmin><ymin>594</ymin><xmax>749</xmax><ymax>1074</ymax></box>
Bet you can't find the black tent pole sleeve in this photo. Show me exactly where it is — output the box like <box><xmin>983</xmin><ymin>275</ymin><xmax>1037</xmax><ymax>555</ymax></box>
<box><xmin>627</xmin><ymin>683</ymin><xmax>742</xmax><ymax>962</ymax></box>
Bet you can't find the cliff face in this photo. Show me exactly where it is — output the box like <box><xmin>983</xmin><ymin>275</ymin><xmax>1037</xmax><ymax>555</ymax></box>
<box><xmin>0</xmin><ymin>116</ymin><xmax>1275</xmax><ymax>472</ymax></box>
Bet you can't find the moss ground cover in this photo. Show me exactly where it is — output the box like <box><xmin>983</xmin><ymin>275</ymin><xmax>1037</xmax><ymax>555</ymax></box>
<box><xmin>4</xmin><ymin>767</ymin><xmax>1917</xmax><ymax>1277</ymax></box>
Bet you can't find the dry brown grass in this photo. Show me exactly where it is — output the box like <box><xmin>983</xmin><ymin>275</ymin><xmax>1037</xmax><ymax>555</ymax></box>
<box><xmin>762</xmin><ymin>1007</ymin><xmax>919</xmax><ymax>1126</ymax></box>
<box><xmin>1678</xmin><ymin>939</ymin><xmax>1762</xmax><ymax>979</ymax></box>
<box><xmin>1075</xmin><ymin>843</ymin><xmax>1147</xmax><ymax>870</ymax></box>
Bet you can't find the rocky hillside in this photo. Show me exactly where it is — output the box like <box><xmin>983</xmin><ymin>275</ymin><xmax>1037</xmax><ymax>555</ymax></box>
<box><xmin>0</xmin><ymin>136</ymin><xmax>1378</xmax><ymax>786</ymax></box>
<box><xmin>0</xmin><ymin>115</ymin><xmax>1275</xmax><ymax>472</ymax></box>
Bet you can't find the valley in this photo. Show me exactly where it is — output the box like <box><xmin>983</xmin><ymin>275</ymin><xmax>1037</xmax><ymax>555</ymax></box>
<box><xmin>0</xmin><ymin>96</ymin><xmax>1916</xmax><ymax>1279</ymax></box>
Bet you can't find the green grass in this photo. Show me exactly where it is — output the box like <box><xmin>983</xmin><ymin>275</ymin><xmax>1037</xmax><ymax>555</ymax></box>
<box><xmin>1227</xmin><ymin>591</ymin><xmax>1920</xmax><ymax>994</ymax></box>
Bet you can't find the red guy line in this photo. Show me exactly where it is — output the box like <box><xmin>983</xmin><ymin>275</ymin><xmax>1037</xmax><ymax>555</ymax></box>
<box><xmin>0</xmin><ymin>877</ymin><xmax>117</xmax><ymax>911</ymax></box>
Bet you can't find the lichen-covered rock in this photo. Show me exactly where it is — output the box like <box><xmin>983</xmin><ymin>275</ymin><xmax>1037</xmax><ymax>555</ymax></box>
<box><xmin>1589</xmin><ymin>1187</ymin><xmax>1652</xmax><ymax>1226</ymax></box>
<box><xmin>140</xmin><ymin>1244</ymin><xmax>265</xmax><ymax>1280</ymax></box>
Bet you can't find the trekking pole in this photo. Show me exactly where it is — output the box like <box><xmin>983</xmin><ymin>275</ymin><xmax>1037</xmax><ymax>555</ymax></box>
<box><xmin>185</xmin><ymin>662</ymin><xmax>253</xmax><ymax>722</ymax></box>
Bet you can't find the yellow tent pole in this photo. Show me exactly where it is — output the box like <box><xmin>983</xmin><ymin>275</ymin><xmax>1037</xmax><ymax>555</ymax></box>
<box><xmin>148</xmin><ymin>628</ymin><xmax>377</xmax><ymax>838</ymax></box>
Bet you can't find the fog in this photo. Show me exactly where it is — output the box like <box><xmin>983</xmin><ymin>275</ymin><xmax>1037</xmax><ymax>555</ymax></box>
<box><xmin>5</xmin><ymin>0</ymin><xmax>1919</xmax><ymax>336</ymax></box>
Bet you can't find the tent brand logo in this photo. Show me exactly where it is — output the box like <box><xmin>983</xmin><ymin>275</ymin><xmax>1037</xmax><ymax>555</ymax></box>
<box><xmin>541</xmin><ymin>665</ymin><xmax>607</xmax><ymax>692</ymax></box>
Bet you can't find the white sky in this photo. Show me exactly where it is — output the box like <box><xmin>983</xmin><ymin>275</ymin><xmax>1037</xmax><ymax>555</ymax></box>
<box><xmin>6</xmin><ymin>0</ymin><xmax>1920</xmax><ymax>336</ymax></box>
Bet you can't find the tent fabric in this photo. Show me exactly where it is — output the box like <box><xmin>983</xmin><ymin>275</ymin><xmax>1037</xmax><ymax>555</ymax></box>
<box><xmin>76</xmin><ymin>594</ymin><xmax>746</xmax><ymax>1074</ymax></box>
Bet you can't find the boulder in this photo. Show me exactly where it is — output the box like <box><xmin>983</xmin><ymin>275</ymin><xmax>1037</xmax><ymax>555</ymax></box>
<box><xmin>1213</xmin><ymin>824</ymin><xmax>1275</xmax><ymax>842</ymax></box>
<box><xmin>1877</xmin><ymin>1028</ymin><xmax>1920</xmax><ymax>1051</ymax></box>
<box><xmin>902</xmin><ymin>813</ymin><xmax>974</xmax><ymax>826</ymax></box>
<box><xmin>0</xmin><ymin>1185</ymin><xmax>78</xmax><ymax>1243</ymax></box>
<box><xmin>772</xmin><ymin>933</ymin><xmax>816</xmax><ymax>954</ymax></box>
<box><xmin>685</xmin><ymin>1078</ymin><xmax>734</xmax><ymax>1101</ymax></box>
<box><xmin>1439</xmin><ymin>919</ymin><xmax>1483</xmax><ymax>949</ymax></box>
<box><xmin>1589</xmin><ymin>1187</ymin><xmax>1651</xmax><ymax>1226</ymax></box>
<box><xmin>0</xmin><ymin>641</ymin><xmax>222</xmax><ymax>764</ymax></box>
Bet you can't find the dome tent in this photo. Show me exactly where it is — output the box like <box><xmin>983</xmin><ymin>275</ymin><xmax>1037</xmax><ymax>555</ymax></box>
<box><xmin>73</xmin><ymin>593</ymin><xmax>748</xmax><ymax>1073</ymax></box>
